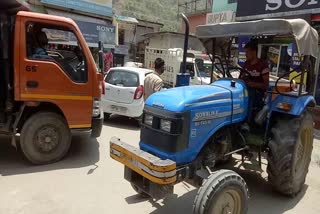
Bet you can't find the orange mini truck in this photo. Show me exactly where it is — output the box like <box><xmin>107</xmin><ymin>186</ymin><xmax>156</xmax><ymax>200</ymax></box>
<box><xmin>0</xmin><ymin>1</ymin><xmax>104</xmax><ymax>164</ymax></box>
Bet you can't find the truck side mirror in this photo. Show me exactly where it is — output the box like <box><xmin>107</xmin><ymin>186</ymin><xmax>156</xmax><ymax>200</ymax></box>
<box><xmin>98</xmin><ymin>41</ymin><xmax>104</xmax><ymax>74</ymax></box>
<box><xmin>98</xmin><ymin>51</ymin><xmax>104</xmax><ymax>72</ymax></box>
<box><xmin>195</xmin><ymin>58</ymin><xmax>204</xmax><ymax>70</ymax></box>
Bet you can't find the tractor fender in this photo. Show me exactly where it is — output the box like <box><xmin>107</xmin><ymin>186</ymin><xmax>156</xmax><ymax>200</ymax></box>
<box><xmin>271</xmin><ymin>95</ymin><xmax>315</xmax><ymax>116</ymax></box>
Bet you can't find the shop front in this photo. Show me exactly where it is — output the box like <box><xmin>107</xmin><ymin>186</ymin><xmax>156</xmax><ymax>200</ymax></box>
<box><xmin>33</xmin><ymin>1</ymin><xmax>116</xmax><ymax>69</ymax></box>
<box><xmin>113</xmin><ymin>15</ymin><xmax>139</xmax><ymax>66</ymax></box>
<box><xmin>236</xmin><ymin>0</ymin><xmax>320</xmax><ymax>103</ymax></box>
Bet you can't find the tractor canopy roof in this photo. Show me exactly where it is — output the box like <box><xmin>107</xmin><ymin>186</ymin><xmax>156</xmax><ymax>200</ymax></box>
<box><xmin>196</xmin><ymin>19</ymin><xmax>319</xmax><ymax>58</ymax></box>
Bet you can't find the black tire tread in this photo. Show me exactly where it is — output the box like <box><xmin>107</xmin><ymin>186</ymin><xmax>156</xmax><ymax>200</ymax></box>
<box><xmin>267</xmin><ymin>110</ymin><xmax>313</xmax><ymax>196</ymax></box>
<box><xmin>193</xmin><ymin>170</ymin><xmax>249</xmax><ymax>214</ymax></box>
<box><xmin>20</xmin><ymin>112</ymin><xmax>71</xmax><ymax>164</ymax></box>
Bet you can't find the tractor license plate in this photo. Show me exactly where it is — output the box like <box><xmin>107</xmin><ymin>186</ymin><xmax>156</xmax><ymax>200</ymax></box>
<box><xmin>110</xmin><ymin>137</ymin><xmax>177</xmax><ymax>185</ymax></box>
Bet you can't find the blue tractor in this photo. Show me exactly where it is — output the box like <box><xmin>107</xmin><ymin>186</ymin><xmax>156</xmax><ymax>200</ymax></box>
<box><xmin>110</xmin><ymin>19</ymin><xmax>318</xmax><ymax>214</ymax></box>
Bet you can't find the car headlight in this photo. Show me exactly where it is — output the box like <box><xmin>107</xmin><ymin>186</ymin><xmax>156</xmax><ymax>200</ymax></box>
<box><xmin>160</xmin><ymin>119</ymin><xmax>172</xmax><ymax>132</ymax></box>
<box><xmin>144</xmin><ymin>114</ymin><xmax>153</xmax><ymax>126</ymax></box>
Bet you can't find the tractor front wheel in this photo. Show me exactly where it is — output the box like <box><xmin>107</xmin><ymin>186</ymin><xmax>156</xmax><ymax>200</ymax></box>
<box><xmin>193</xmin><ymin>170</ymin><xmax>249</xmax><ymax>214</ymax></box>
<box><xmin>130</xmin><ymin>183</ymin><xmax>150</xmax><ymax>198</ymax></box>
<box><xmin>267</xmin><ymin>110</ymin><xmax>314</xmax><ymax>196</ymax></box>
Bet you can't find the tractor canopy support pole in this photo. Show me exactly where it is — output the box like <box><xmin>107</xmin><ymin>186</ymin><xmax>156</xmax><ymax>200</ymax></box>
<box><xmin>211</xmin><ymin>38</ymin><xmax>216</xmax><ymax>83</ymax></box>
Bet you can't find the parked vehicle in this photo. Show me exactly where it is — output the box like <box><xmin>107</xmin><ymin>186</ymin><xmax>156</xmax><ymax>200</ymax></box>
<box><xmin>124</xmin><ymin>61</ymin><xmax>143</xmax><ymax>68</ymax></box>
<box><xmin>102</xmin><ymin>67</ymin><xmax>153</xmax><ymax>122</ymax></box>
<box><xmin>110</xmin><ymin>18</ymin><xmax>318</xmax><ymax>214</ymax></box>
<box><xmin>0</xmin><ymin>1</ymin><xmax>104</xmax><ymax>164</ymax></box>
<box><xmin>145</xmin><ymin>47</ymin><xmax>210</xmax><ymax>87</ymax></box>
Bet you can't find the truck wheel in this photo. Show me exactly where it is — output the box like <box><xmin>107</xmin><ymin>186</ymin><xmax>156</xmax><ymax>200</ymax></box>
<box><xmin>131</xmin><ymin>183</ymin><xmax>150</xmax><ymax>198</ymax></box>
<box><xmin>267</xmin><ymin>110</ymin><xmax>313</xmax><ymax>197</ymax></box>
<box><xmin>20</xmin><ymin>112</ymin><xmax>71</xmax><ymax>164</ymax></box>
<box><xmin>193</xmin><ymin>170</ymin><xmax>249</xmax><ymax>214</ymax></box>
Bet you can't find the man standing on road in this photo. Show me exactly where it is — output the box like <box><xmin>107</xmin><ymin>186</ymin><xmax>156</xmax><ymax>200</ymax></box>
<box><xmin>144</xmin><ymin>58</ymin><xmax>165</xmax><ymax>101</ymax></box>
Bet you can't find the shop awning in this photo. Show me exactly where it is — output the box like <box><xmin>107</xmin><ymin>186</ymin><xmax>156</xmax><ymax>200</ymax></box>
<box><xmin>114</xmin><ymin>15</ymin><xmax>139</xmax><ymax>24</ymax></box>
<box><xmin>196</xmin><ymin>19</ymin><xmax>319</xmax><ymax>58</ymax></box>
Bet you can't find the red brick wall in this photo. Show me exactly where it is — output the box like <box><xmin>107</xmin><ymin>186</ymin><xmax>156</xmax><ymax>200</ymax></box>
<box><xmin>181</xmin><ymin>14</ymin><xmax>207</xmax><ymax>34</ymax></box>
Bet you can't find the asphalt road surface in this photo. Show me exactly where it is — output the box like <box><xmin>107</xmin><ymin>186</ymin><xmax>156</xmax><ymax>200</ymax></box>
<box><xmin>1</xmin><ymin>115</ymin><xmax>320</xmax><ymax>214</ymax></box>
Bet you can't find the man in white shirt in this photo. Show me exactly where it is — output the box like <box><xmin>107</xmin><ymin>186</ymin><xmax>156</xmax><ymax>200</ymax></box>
<box><xmin>144</xmin><ymin>58</ymin><xmax>165</xmax><ymax>101</ymax></box>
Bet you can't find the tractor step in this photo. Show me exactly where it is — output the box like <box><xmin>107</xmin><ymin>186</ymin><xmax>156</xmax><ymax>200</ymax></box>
<box><xmin>245</xmin><ymin>134</ymin><xmax>265</xmax><ymax>146</ymax></box>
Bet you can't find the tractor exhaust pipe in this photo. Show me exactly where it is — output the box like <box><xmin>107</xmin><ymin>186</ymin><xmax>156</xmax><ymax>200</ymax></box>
<box><xmin>176</xmin><ymin>13</ymin><xmax>190</xmax><ymax>87</ymax></box>
<box><xmin>181</xmin><ymin>13</ymin><xmax>189</xmax><ymax>74</ymax></box>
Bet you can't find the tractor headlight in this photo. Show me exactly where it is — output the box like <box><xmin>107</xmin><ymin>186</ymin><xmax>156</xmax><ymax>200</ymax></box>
<box><xmin>276</xmin><ymin>102</ymin><xmax>292</xmax><ymax>112</ymax></box>
<box><xmin>160</xmin><ymin>119</ymin><xmax>172</xmax><ymax>132</ymax></box>
<box><xmin>144</xmin><ymin>114</ymin><xmax>153</xmax><ymax>126</ymax></box>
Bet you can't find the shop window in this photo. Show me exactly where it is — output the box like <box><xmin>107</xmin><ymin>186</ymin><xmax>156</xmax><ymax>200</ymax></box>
<box><xmin>26</xmin><ymin>22</ymin><xmax>88</xmax><ymax>83</ymax></box>
<box><xmin>261</xmin><ymin>44</ymin><xmax>291</xmax><ymax>79</ymax></box>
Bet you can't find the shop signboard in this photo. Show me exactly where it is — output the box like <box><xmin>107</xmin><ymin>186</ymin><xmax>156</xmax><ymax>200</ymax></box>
<box><xmin>41</xmin><ymin>0</ymin><xmax>113</xmax><ymax>17</ymax></box>
<box><xmin>237</xmin><ymin>0</ymin><xmax>320</xmax><ymax>21</ymax></box>
<box><xmin>212</xmin><ymin>0</ymin><xmax>238</xmax><ymax>13</ymax></box>
<box><xmin>288</xmin><ymin>43</ymin><xmax>307</xmax><ymax>84</ymax></box>
<box><xmin>238</xmin><ymin>36</ymin><xmax>251</xmax><ymax>67</ymax></box>
<box><xmin>206</xmin><ymin>11</ymin><xmax>236</xmax><ymax>24</ymax></box>
<box><xmin>45</xmin><ymin>20</ymin><xmax>116</xmax><ymax>47</ymax></box>
<box><xmin>114</xmin><ymin>45</ymin><xmax>129</xmax><ymax>55</ymax></box>
<box><xmin>74</xmin><ymin>20</ymin><xmax>116</xmax><ymax>47</ymax></box>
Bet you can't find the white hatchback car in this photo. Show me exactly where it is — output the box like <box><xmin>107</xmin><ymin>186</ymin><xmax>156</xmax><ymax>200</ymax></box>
<box><xmin>102</xmin><ymin>67</ymin><xmax>153</xmax><ymax>121</ymax></box>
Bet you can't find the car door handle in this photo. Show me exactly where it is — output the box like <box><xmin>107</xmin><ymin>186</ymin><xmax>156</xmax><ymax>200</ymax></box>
<box><xmin>26</xmin><ymin>81</ymin><xmax>39</xmax><ymax>88</ymax></box>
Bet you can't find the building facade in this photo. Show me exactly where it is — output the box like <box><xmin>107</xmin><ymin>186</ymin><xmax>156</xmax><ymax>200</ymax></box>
<box><xmin>206</xmin><ymin>0</ymin><xmax>237</xmax><ymax>24</ymax></box>
<box><xmin>178</xmin><ymin>0</ymin><xmax>212</xmax><ymax>34</ymax></box>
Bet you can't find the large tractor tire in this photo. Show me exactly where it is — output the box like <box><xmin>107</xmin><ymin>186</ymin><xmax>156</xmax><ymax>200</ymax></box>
<box><xmin>20</xmin><ymin>112</ymin><xmax>72</xmax><ymax>165</ymax></box>
<box><xmin>267</xmin><ymin>110</ymin><xmax>314</xmax><ymax>197</ymax></box>
<box><xmin>193</xmin><ymin>170</ymin><xmax>249</xmax><ymax>214</ymax></box>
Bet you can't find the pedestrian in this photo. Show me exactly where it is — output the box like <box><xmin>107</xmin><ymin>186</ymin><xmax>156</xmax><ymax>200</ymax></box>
<box><xmin>144</xmin><ymin>58</ymin><xmax>165</xmax><ymax>101</ymax></box>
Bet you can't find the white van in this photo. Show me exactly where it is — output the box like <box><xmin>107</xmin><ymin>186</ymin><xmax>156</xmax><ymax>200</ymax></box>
<box><xmin>144</xmin><ymin>47</ymin><xmax>211</xmax><ymax>88</ymax></box>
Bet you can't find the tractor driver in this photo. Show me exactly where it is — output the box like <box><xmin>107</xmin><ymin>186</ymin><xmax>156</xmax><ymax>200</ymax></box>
<box><xmin>240</xmin><ymin>41</ymin><xmax>270</xmax><ymax>123</ymax></box>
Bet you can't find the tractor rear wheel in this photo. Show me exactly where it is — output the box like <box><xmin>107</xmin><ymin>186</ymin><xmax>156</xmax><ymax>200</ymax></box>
<box><xmin>20</xmin><ymin>112</ymin><xmax>71</xmax><ymax>165</ymax></box>
<box><xmin>193</xmin><ymin>170</ymin><xmax>249</xmax><ymax>214</ymax></box>
<box><xmin>267</xmin><ymin>110</ymin><xmax>314</xmax><ymax>196</ymax></box>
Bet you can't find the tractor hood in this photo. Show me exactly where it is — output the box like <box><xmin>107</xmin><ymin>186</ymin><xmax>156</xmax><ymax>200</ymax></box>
<box><xmin>145</xmin><ymin>81</ymin><xmax>240</xmax><ymax>112</ymax></box>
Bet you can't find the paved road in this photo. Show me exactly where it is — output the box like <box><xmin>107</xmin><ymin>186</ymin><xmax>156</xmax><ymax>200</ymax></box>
<box><xmin>1</xmin><ymin>115</ymin><xmax>320</xmax><ymax>214</ymax></box>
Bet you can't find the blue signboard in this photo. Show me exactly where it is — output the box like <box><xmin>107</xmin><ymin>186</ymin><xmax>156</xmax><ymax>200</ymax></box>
<box><xmin>238</xmin><ymin>36</ymin><xmax>251</xmax><ymax>67</ymax></box>
<box><xmin>41</xmin><ymin>0</ymin><xmax>113</xmax><ymax>17</ymax></box>
<box><xmin>45</xmin><ymin>20</ymin><xmax>116</xmax><ymax>47</ymax></box>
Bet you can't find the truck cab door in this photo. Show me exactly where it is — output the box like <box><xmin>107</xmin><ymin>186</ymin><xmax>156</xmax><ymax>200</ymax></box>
<box><xmin>18</xmin><ymin>20</ymin><xmax>93</xmax><ymax>128</ymax></box>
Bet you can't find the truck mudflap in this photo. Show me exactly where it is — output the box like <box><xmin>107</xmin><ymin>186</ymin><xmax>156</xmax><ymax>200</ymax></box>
<box><xmin>110</xmin><ymin>137</ymin><xmax>177</xmax><ymax>185</ymax></box>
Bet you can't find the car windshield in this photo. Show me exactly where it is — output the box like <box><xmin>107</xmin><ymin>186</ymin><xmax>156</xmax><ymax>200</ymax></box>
<box><xmin>105</xmin><ymin>69</ymin><xmax>139</xmax><ymax>87</ymax></box>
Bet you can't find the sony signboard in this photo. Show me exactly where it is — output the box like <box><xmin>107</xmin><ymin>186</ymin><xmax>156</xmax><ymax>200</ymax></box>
<box><xmin>236</xmin><ymin>0</ymin><xmax>320</xmax><ymax>20</ymax></box>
